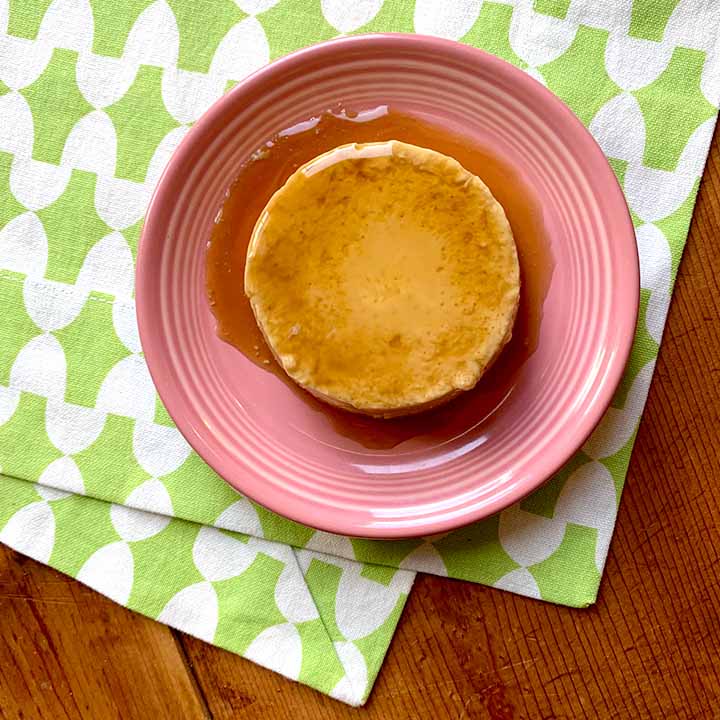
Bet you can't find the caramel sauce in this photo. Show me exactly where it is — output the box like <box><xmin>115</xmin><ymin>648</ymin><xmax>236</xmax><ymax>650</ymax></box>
<box><xmin>207</xmin><ymin>108</ymin><xmax>553</xmax><ymax>450</ymax></box>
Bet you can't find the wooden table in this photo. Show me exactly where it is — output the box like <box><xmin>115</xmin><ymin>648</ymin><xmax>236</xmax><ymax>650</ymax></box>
<box><xmin>2</xmin><ymin>134</ymin><xmax>719</xmax><ymax>720</ymax></box>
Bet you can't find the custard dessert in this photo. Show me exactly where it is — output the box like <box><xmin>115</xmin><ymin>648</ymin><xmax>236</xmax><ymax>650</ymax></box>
<box><xmin>244</xmin><ymin>140</ymin><xmax>520</xmax><ymax>418</ymax></box>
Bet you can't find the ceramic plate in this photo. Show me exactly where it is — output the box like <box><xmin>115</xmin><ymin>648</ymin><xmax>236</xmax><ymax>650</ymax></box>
<box><xmin>136</xmin><ymin>34</ymin><xmax>639</xmax><ymax>538</ymax></box>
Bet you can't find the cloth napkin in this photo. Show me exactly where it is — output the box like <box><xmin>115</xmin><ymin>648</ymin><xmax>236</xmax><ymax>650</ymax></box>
<box><xmin>1</xmin><ymin>0</ymin><xmax>718</xmax><ymax>706</ymax></box>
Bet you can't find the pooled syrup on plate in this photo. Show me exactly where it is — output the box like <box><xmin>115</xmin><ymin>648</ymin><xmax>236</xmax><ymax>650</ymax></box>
<box><xmin>207</xmin><ymin>106</ymin><xmax>553</xmax><ymax>450</ymax></box>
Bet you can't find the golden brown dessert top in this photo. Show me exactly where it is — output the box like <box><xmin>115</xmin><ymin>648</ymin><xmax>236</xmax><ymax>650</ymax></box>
<box><xmin>244</xmin><ymin>140</ymin><xmax>520</xmax><ymax>417</ymax></box>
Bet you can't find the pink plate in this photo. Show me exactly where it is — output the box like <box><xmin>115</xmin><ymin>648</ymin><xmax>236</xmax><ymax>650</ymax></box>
<box><xmin>136</xmin><ymin>34</ymin><xmax>639</xmax><ymax>538</ymax></box>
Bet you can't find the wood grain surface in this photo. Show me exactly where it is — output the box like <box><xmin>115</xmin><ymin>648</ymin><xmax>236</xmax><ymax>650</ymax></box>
<box><xmin>1</xmin><ymin>132</ymin><xmax>719</xmax><ymax>720</ymax></box>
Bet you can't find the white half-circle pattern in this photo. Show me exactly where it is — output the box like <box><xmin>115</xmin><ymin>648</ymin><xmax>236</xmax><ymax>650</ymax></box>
<box><xmin>158</xmin><ymin>581</ymin><xmax>219</xmax><ymax>642</ymax></box>
<box><xmin>413</xmin><ymin>0</ymin><xmax>482</xmax><ymax>40</ymax></box>
<box><xmin>565</xmin><ymin>0</ymin><xmax>632</xmax><ymax>33</ymax></box>
<box><xmin>37</xmin><ymin>456</ymin><xmax>86</xmax><ymax>494</ymax></box>
<box><xmin>77</xmin><ymin>541</ymin><xmax>134</xmax><ymax>604</ymax></box>
<box><xmin>75</xmin><ymin>52</ymin><xmax>138</xmax><ymax>110</ymax></box>
<box><xmin>123</xmin><ymin>478</ymin><xmax>174</xmax><ymax>516</ymax></box>
<box><xmin>509</xmin><ymin>4</ymin><xmax>577</xmax><ymax>67</ymax></box>
<box><xmin>0</xmin><ymin>501</ymin><xmax>55</xmax><ymax>564</ymax></box>
<box><xmin>123</xmin><ymin>0</ymin><xmax>180</xmax><ymax>68</ymax></box>
<box><xmin>61</xmin><ymin>110</ymin><xmax>117</xmax><ymax>176</ymax></box>
<box><xmin>244</xmin><ymin>624</ymin><xmax>303</xmax><ymax>681</ymax></box>
<box><xmin>192</xmin><ymin>526</ymin><xmax>258</xmax><ymax>582</ymax></box>
<box><xmin>604</xmin><ymin>33</ymin><xmax>673</xmax><ymax>92</ymax></box>
<box><xmin>10</xmin><ymin>156</ymin><xmax>72</xmax><ymax>212</ymax></box>
<box><xmin>0</xmin><ymin>36</ymin><xmax>54</xmax><ymax>91</ymax></box>
<box><xmin>23</xmin><ymin>276</ymin><xmax>87</xmax><ymax>332</ymax></box>
<box><xmin>493</xmin><ymin>568</ymin><xmax>541</xmax><ymax>599</ymax></box>
<box><xmin>161</xmin><ymin>67</ymin><xmax>226</xmax><ymax>124</ymax></box>
<box><xmin>624</xmin><ymin>163</ymin><xmax>698</xmax><ymax>223</ymax></box>
<box><xmin>208</xmin><ymin>17</ymin><xmax>270</xmax><ymax>80</ymax></box>
<box><xmin>95</xmin><ymin>354</ymin><xmax>156</xmax><ymax>421</ymax></box>
<box><xmin>215</xmin><ymin>498</ymin><xmax>264</xmax><ymax>537</ymax></box>
<box><xmin>0</xmin><ymin>92</ymin><xmax>34</xmax><ymax>157</ymax></box>
<box><xmin>498</xmin><ymin>504</ymin><xmax>566</xmax><ymax>567</ymax></box>
<box><xmin>75</xmin><ymin>232</ymin><xmax>135</xmax><ymax>298</ymax></box>
<box><xmin>0</xmin><ymin>212</ymin><xmax>48</xmax><ymax>277</ymax></box>
<box><xmin>10</xmin><ymin>334</ymin><xmax>66</xmax><ymax>400</ymax></box>
<box><xmin>132</xmin><ymin>420</ymin><xmax>191</xmax><ymax>476</ymax></box>
<box><xmin>589</xmin><ymin>93</ymin><xmax>646</xmax><ymax>163</ymax></box>
<box><xmin>111</xmin><ymin>483</ymin><xmax>172</xmax><ymax>542</ymax></box>
<box><xmin>94</xmin><ymin>175</ymin><xmax>151</xmax><ymax>230</ymax></box>
<box><xmin>321</xmin><ymin>0</ymin><xmax>384</xmax><ymax>32</ymax></box>
<box><xmin>665</xmin><ymin>0</ymin><xmax>719</xmax><ymax>51</ymax></box>
<box><xmin>37</xmin><ymin>0</ymin><xmax>94</xmax><ymax>52</ymax></box>
<box><xmin>399</xmin><ymin>542</ymin><xmax>448</xmax><ymax>576</ymax></box>
<box><xmin>45</xmin><ymin>398</ymin><xmax>106</xmax><ymax>454</ymax></box>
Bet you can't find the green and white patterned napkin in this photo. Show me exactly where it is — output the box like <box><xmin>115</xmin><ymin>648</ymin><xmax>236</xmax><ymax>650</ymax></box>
<box><xmin>1</xmin><ymin>0</ymin><xmax>719</xmax><ymax>706</ymax></box>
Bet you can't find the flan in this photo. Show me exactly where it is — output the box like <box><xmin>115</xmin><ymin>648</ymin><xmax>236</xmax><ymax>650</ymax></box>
<box><xmin>244</xmin><ymin>140</ymin><xmax>520</xmax><ymax>418</ymax></box>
